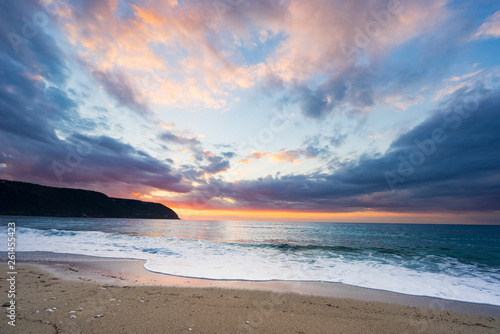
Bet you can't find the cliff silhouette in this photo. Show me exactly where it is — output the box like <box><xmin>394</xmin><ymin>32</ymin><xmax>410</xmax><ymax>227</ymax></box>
<box><xmin>0</xmin><ymin>179</ymin><xmax>179</xmax><ymax>219</ymax></box>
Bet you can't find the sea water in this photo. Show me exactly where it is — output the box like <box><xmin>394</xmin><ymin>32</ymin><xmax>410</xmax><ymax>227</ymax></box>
<box><xmin>1</xmin><ymin>217</ymin><xmax>499</xmax><ymax>306</ymax></box>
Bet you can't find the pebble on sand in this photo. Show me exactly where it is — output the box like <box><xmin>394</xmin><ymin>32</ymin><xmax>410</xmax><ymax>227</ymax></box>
<box><xmin>70</xmin><ymin>315</ymin><xmax>77</xmax><ymax>319</ymax></box>
<box><xmin>45</xmin><ymin>308</ymin><xmax>54</xmax><ymax>312</ymax></box>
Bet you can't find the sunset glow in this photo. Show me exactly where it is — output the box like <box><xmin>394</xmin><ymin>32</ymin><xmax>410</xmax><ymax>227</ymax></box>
<box><xmin>1</xmin><ymin>0</ymin><xmax>500</xmax><ymax>223</ymax></box>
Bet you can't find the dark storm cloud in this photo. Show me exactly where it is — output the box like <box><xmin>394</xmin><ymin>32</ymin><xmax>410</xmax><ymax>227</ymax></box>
<box><xmin>0</xmin><ymin>67</ymin><xmax>188</xmax><ymax>192</ymax></box>
<box><xmin>206</xmin><ymin>84</ymin><xmax>500</xmax><ymax>212</ymax></box>
<box><xmin>0</xmin><ymin>55</ymin><xmax>65</xmax><ymax>144</ymax></box>
<box><xmin>0</xmin><ymin>1</ymin><xmax>69</xmax><ymax>84</ymax></box>
<box><xmin>0</xmin><ymin>0</ymin><xmax>190</xmax><ymax>194</ymax></box>
<box><xmin>55</xmin><ymin>134</ymin><xmax>189</xmax><ymax>192</ymax></box>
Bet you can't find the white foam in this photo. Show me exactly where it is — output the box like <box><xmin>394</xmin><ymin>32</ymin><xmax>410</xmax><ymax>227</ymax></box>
<box><xmin>3</xmin><ymin>226</ymin><xmax>500</xmax><ymax>306</ymax></box>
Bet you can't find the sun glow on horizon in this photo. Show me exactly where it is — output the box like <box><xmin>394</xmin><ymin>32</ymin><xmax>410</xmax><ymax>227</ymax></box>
<box><xmin>1</xmin><ymin>1</ymin><xmax>499</xmax><ymax>225</ymax></box>
<box><xmin>169</xmin><ymin>207</ymin><xmax>487</xmax><ymax>224</ymax></box>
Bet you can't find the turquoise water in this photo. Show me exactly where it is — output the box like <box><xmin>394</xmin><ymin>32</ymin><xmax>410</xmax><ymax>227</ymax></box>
<box><xmin>1</xmin><ymin>217</ymin><xmax>499</xmax><ymax>305</ymax></box>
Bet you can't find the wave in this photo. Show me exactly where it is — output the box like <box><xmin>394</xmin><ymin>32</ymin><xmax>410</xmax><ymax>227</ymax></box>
<box><xmin>2</xmin><ymin>226</ymin><xmax>500</xmax><ymax>306</ymax></box>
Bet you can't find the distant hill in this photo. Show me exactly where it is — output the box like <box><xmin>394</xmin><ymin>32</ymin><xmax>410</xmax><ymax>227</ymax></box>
<box><xmin>0</xmin><ymin>179</ymin><xmax>179</xmax><ymax>219</ymax></box>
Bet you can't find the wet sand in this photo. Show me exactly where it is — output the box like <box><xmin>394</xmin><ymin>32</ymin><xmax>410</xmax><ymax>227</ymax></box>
<box><xmin>0</xmin><ymin>252</ymin><xmax>498</xmax><ymax>333</ymax></box>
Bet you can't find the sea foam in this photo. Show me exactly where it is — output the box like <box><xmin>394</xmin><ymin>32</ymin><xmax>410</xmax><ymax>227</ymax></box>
<box><xmin>3</xmin><ymin>226</ymin><xmax>500</xmax><ymax>306</ymax></box>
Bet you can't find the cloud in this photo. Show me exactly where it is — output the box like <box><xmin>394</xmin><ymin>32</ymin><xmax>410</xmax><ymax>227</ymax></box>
<box><xmin>475</xmin><ymin>11</ymin><xmax>500</xmax><ymax>39</ymax></box>
<box><xmin>274</xmin><ymin>0</ymin><xmax>449</xmax><ymax>78</ymax></box>
<box><xmin>259</xmin><ymin>0</ymin><xmax>457</xmax><ymax>119</ymax></box>
<box><xmin>221</xmin><ymin>151</ymin><xmax>236</xmax><ymax>159</ymax></box>
<box><xmin>237</xmin><ymin>151</ymin><xmax>266</xmax><ymax>164</ymax></box>
<box><xmin>237</xmin><ymin>149</ymin><xmax>308</xmax><ymax>165</ymax></box>
<box><xmin>200</xmin><ymin>83</ymin><xmax>500</xmax><ymax>213</ymax></box>
<box><xmin>0</xmin><ymin>5</ymin><xmax>71</xmax><ymax>145</ymax></box>
<box><xmin>51</xmin><ymin>0</ymin><xmax>458</xmax><ymax>119</ymax></box>
<box><xmin>0</xmin><ymin>1</ymin><xmax>69</xmax><ymax>84</ymax></box>
<box><xmin>57</xmin><ymin>0</ymin><xmax>275</xmax><ymax>110</ymax></box>
<box><xmin>91</xmin><ymin>68</ymin><xmax>151</xmax><ymax>115</ymax></box>
<box><xmin>2</xmin><ymin>0</ymin><xmax>499</xmax><ymax>218</ymax></box>
<box><xmin>248</xmin><ymin>151</ymin><xmax>268</xmax><ymax>160</ymax></box>
<box><xmin>326</xmin><ymin>133</ymin><xmax>348</xmax><ymax>148</ymax></box>
<box><xmin>159</xmin><ymin>130</ymin><xmax>201</xmax><ymax>148</ymax></box>
<box><xmin>445</xmin><ymin>70</ymin><xmax>483</xmax><ymax>83</ymax></box>
<box><xmin>41</xmin><ymin>0</ymin><xmax>479</xmax><ymax>126</ymax></box>
<box><xmin>302</xmin><ymin>140</ymin><xmax>331</xmax><ymax>159</ymax></box>
<box><xmin>58</xmin><ymin>134</ymin><xmax>189</xmax><ymax>192</ymax></box>
<box><xmin>158</xmin><ymin>127</ymin><xmax>234</xmax><ymax>181</ymax></box>
<box><xmin>269</xmin><ymin>150</ymin><xmax>303</xmax><ymax>164</ymax></box>
<box><xmin>296</xmin><ymin>79</ymin><xmax>348</xmax><ymax>119</ymax></box>
<box><xmin>0</xmin><ymin>1</ymin><xmax>190</xmax><ymax>195</ymax></box>
<box><xmin>176</xmin><ymin>151</ymin><xmax>232</xmax><ymax>183</ymax></box>
<box><xmin>201</xmin><ymin>151</ymin><xmax>230</xmax><ymax>175</ymax></box>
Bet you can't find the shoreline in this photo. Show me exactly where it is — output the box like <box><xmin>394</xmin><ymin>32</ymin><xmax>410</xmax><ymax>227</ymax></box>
<box><xmin>3</xmin><ymin>251</ymin><xmax>500</xmax><ymax>317</ymax></box>
<box><xmin>0</xmin><ymin>252</ymin><xmax>499</xmax><ymax>333</ymax></box>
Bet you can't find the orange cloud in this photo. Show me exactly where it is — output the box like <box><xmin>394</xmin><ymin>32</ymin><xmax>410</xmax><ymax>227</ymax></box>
<box><xmin>57</xmin><ymin>0</ymin><xmax>451</xmax><ymax>113</ymax></box>
<box><xmin>237</xmin><ymin>158</ymin><xmax>251</xmax><ymax>165</ymax></box>
<box><xmin>267</xmin><ymin>0</ymin><xmax>449</xmax><ymax>83</ymax></box>
<box><xmin>269</xmin><ymin>150</ymin><xmax>301</xmax><ymax>164</ymax></box>
<box><xmin>249</xmin><ymin>150</ymin><xmax>267</xmax><ymax>159</ymax></box>
<box><xmin>59</xmin><ymin>0</ymin><xmax>257</xmax><ymax>109</ymax></box>
<box><xmin>236</xmin><ymin>150</ymin><xmax>268</xmax><ymax>165</ymax></box>
<box><xmin>237</xmin><ymin>149</ymin><xmax>308</xmax><ymax>165</ymax></box>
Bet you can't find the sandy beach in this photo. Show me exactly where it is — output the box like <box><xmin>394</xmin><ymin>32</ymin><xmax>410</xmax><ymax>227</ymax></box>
<box><xmin>0</xmin><ymin>252</ymin><xmax>498</xmax><ymax>333</ymax></box>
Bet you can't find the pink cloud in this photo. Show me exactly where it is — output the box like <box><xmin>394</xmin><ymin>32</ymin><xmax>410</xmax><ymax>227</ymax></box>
<box><xmin>475</xmin><ymin>11</ymin><xmax>500</xmax><ymax>39</ymax></box>
<box><xmin>57</xmin><ymin>0</ymin><xmax>451</xmax><ymax>114</ymax></box>
<box><xmin>237</xmin><ymin>149</ymin><xmax>307</xmax><ymax>165</ymax></box>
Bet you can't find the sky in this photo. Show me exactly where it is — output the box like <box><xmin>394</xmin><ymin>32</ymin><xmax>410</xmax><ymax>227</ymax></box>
<box><xmin>1</xmin><ymin>0</ymin><xmax>500</xmax><ymax>224</ymax></box>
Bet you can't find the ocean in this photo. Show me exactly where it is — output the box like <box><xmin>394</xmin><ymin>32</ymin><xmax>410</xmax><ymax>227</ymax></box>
<box><xmin>1</xmin><ymin>217</ymin><xmax>499</xmax><ymax>306</ymax></box>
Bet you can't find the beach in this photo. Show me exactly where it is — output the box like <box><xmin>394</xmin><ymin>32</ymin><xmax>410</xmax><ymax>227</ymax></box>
<box><xmin>2</xmin><ymin>0</ymin><xmax>500</xmax><ymax>333</ymax></box>
<box><xmin>1</xmin><ymin>252</ymin><xmax>499</xmax><ymax>334</ymax></box>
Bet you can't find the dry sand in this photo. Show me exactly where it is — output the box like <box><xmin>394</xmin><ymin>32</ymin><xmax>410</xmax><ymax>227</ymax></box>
<box><xmin>0</xmin><ymin>252</ymin><xmax>499</xmax><ymax>333</ymax></box>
